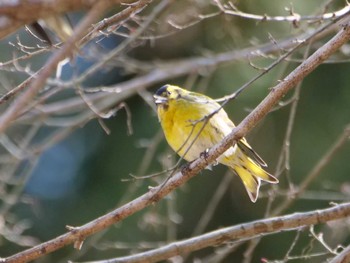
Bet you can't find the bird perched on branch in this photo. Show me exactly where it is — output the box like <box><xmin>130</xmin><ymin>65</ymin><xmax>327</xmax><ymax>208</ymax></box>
<box><xmin>154</xmin><ymin>84</ymin><xmax>278</xmax><ymax>202</ymax></box>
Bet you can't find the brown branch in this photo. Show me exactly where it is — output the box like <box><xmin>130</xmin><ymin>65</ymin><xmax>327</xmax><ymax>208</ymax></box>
<box><xmin>242</xmin><ymin>45</ymin><xmax>330</xmax><ymax>263</ymax></box>
<box><xmin>0</xmin><ymin>6</ymin><xmax>347</xmax><ymax>114</ymax></box>
<box><xmin>215</xmin><ymin>1</ymin><xmax>350</xmax><ymax>23</ymax></box>
<box><xmin>2</xmin><ymin>17</ymin><xmax>350</xmax><ymax>263</ymax></box>
<box><xmin>0</xmin><ymin>0</ymin><xmax>94</xmax><ymax>40</ymax></box>
<box><xmin>89</xmin><ymin>203</ymin><xmax>350</xmax><ymax>263</ymax></box>
<box><xmin>15</xmin><ymin>15</ymin><xmax>345</xmax><ymax>125</ymax></box>
<box><xmin>73</xmin><ymin>0</ymin><xmax>171</xmax><ymax>85</ymax></box>
<box><xmin>81</xmin><ymin>0</ymin><xmax>153</xmax><ymax>44</ymax></box>
<box><xmin>0</xmin><ymin>1</ymin><xmax>155</xmax><ymax>107</ymax></box>
<box><xmin>0</xmin><ymin>0</ymin><xmax>115</xmax><ymax>135</ymax></box>
<box><xmin>329</xmin><ymin>243</ymin><xmax>350</xmax><ymax>263</ymax></box>
<box><xmin>0</xmin><ymin>0</ymin><xmax>140</xmax><ymax>40</ymax></box>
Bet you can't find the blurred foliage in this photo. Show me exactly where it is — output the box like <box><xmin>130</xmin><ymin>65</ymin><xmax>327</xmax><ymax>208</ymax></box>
<box><xmin>0</xmin><ymin>0</ymin><xmax>350</xmax><ymax>262</ymax></box>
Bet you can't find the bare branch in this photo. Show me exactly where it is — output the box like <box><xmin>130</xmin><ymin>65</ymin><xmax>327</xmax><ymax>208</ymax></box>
<box><xmin>329</xmin><ymin>243</ymin><xmax>350</xmax><ymax>263</ymax></box>
<box><xmin>77</xmin><ymin>203</ymin><xmax>350</xmax><ymax>263</ymax></box>
<box><xmin>2</xmin><ymin>17</ymin><xmax>350</xmax><ymax>263</ymax></box>
<box><xmin>0</xmin><ymin>0</ymin><xmax>136</xmax><ymax>40</ymax></box>
<box><xmin>0</xmin><ymin>1</ymin><xmax>115</xmax><ymax>134</ymax></box>
<box><xmin>214</xmin><ymin>0</ymin><xmax>350</xmax><ymax>24</ymax></box>
<box><xmin>13</xmin><ymin>17</ymin><xmax>340</xmax><ymax>128</ymax></box>
<box><xmin>81</xmin><ymin>0</ymin><xmax>153</xmax><ymax>44</ymax></box>
<box><xmin>272</xmin><ymin>124</ymin><xmax>350</xmax><ymax>216</ymax></box>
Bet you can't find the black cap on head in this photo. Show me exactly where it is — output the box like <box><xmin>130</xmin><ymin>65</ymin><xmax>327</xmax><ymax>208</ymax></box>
<box><xmin>155</xmin><ymin>84</ymin><xmax>169</xmax><ymax>96</ymax></box>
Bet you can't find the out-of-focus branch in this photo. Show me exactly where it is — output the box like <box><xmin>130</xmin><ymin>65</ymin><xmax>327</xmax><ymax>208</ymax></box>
<box><xmin>0</xmin><ymin>0</ymin><xmax>94</xmax><ymax>40</ymax></box>
<box><xmin>329</xmin><ymin>243</ymin><xmax>350</xmax><ymax>263</ymax></box>
<box><xmin>81</xmin><ymin>0</ymin><xmax>153</xmax><ymax>43</ymax></box>
<box><xmin>0</xmin><ymin>0</ymin><xmax>138</xmax><ymax>40</ymax></box>
<box><xmin>2</xmin><ymin>18</ymin><xmax>350</xmax><ymax>263</ymax></box>
<box><xmin>15</xmin><ymin>13</ymin><xmax>349</xmax><ymax>127</ymax></box>
<box><xmin>214</xmin><ymin>0</ymin><xmax>350</xmax><ymax>23</ymax></box>
<box><xmin>89</xmin><ymin>203</ymin><xmax>350</xmax><ymax>263</ymax></box>
<box><xmin>0</xmin><ymin>0</ymin><xmax>115</xmax><ymax>135</ymax></box>
<box><xmin>1</xmin><ymin>3</ymin><xmax>348</xmax><ymax>118</ymax></box>
<box><xmin>272</xmin><ymin>124</ymin><xmax>350</xmax><ymax>216</ymax></box>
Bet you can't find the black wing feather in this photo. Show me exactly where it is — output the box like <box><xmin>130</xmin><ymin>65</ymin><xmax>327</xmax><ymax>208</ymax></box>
<box><xmin>237</xmin><ymin>140</ymin><xmax>267</xmax><ymax>167</ymax></box>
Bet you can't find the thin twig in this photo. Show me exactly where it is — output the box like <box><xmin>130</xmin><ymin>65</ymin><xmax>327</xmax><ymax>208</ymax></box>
<box><xmin>2</xmin><ymin>18</ymin><xmax>350</xmax><ymax>263</ymax></box>
<box><xmin>78</xmin><ymin>203</ymin><xmax>350</xmax><ymax>263</ymax></box>
<box><xmin>215</xmin><ymin>0</ymin><xmax>350</xmax><ymax>23</ymax></box>
<box><xmin>17</xmin><ymin>15</ymin><xmax>347</xmax><ymax>125</ymax></box>
<box><xmin>74</xmin><ymin>0</ymin><xmax>172</xmax><ymax>84</ymax></box>
<box><xmin>272</xmin><ymin>124</ymin><xmax>350</xmax><ymax>216</ymax></box>
<box><xmin>241</xmin><ymin>41</ymin><xmax>313</xmax><ymax>263</ymax></box>
<box><xmin>0</xmin><ymin>1</ymin><xmax>114</xmax><ymax>134</ymax></box>
<box><xmin>191</xmin><ymin>172</ymin><xmax>233</xmax><ymax>236</ymax></box>
<box><xmin>81</xmin><ymin>0</ymin><xmax>153</xmax><ymax>44</ymax></box>
<box><xmin>309</xmin><ymin>225</ymin><xmax>338</xmax><ymax>255</ymax></box>
<box><xmin>329</xmin><ymin>243</ymin><xmax>350</xmax><ymax>263</ymax></box>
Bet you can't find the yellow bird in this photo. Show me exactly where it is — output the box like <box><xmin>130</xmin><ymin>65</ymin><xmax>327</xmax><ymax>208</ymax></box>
<box><xmin>154</xmin><ymin>84</ymin><xmax>278</xmax><ymax>202</ymax></box>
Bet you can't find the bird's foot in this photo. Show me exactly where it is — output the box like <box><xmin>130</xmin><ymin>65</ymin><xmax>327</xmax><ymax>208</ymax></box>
<box><xmin>199</xmin><ymin>148</ymin><xmax>210</xmax><ymax>159</ymax></box>
<box><xmin>181</xmin><ymin>161</ymin><xmax>193</xmax><ymax>175</ymax></box>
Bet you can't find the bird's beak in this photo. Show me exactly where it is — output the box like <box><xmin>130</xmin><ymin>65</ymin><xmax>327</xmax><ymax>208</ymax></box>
<box><xmin>153</xmin><ymin>95</ymin><xmax>168</xmax><ymax>104</ymax></box>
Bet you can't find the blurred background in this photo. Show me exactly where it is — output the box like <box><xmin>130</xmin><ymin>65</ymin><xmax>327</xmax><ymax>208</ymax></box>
<box><xmin>0</xmin><ymin>0</ymin><xmax>350</xmax><ymax>262</ymax></box>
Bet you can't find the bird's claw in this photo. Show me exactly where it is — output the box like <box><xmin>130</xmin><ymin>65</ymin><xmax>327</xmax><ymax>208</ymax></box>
<box><xmin>181</xmin><ymin>161</ymin><xmax>193</xmax><ymax>175</ymax></box>
<box><xmin>200</xmin><ymin>148</ymin><xmax>210</xmax><ymax>163</ymax></box>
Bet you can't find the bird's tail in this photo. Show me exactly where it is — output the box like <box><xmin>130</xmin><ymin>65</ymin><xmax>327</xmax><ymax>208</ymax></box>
<box><xmin>229</xmin><ymin>150</ymin><xmax>278</xmax><ymax>203</ymax></box>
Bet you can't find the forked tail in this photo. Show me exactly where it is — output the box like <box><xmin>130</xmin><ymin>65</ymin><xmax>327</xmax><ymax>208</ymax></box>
<box><xmin>230</xmin><ymin>151</ymin><xmax>278</xmax><ymax>202</ymax></box>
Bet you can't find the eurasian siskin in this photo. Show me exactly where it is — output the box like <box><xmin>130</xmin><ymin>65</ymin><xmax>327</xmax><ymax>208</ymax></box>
<box><xmin>154</xmin><ymin>84</ymin><xmax>278</xmax><ymax>202</ymax></box>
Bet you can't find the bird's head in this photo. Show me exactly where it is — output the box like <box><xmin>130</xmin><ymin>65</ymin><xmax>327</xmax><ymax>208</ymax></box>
<box><xmin>153</xmin><ymin>84</ymin><xmax>186</xmax><ymax>106</ymax></box>
<box><xmin>154</xmin><ymin>84</ymin><xmax>210</xmax><ymax>104</ymax></box>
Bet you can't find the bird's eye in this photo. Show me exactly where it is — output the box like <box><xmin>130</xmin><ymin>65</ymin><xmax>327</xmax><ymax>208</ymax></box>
<box><xmin>166</xmin><ymin>90</ymin><xmax>171</xmax><ymax>96</ymax></box>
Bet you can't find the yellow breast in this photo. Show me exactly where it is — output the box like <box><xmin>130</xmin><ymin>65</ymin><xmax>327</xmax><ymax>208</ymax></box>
<box><xmin>157</xmin><ymin>99</ymin><xmax>232</xmax><ymax>161</ymax></box>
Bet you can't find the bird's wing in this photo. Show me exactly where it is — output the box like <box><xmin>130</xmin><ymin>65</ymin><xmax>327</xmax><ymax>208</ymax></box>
<box><xmin>237</xmin><ymin>139</ymin><xmax>267</xmax><ymax>167</ymax></box>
